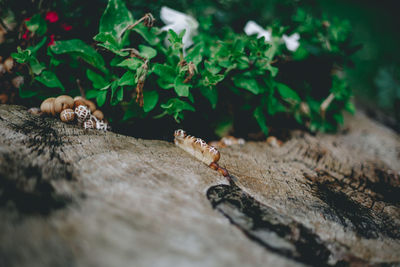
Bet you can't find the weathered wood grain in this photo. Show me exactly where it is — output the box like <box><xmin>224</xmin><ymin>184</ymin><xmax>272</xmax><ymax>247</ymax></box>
<box><xmin>0</xmin><ymin>104</ymin><xmax>399</xmax><ymax>267</ymax></box>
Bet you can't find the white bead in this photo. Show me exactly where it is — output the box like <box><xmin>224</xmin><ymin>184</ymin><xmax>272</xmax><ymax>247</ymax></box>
<box><xmin>75</xmin><ymin>105</ymin><xmax>91</xmax><ymax>124</ymax></box>
<box><xmin>96</xmin><ymin>120</ymin><xmax>109</xmax><ymax>131</ymax></box>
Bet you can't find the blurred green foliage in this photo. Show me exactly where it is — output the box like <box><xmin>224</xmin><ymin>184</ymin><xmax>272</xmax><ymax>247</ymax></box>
<box><xmin>318</xmin><ymin>0</ymin><xmax>400</xmax><ymax>130</ymax></box>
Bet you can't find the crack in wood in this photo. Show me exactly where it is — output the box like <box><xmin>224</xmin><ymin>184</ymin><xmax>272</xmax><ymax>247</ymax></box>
<box><xmin>207</xmin><ymin>182</ymin><xmax>400</xmax><ymax>266</ymax></box>
<box><xmin>207</xmin><ymin>183</ymin><xmax>338</xmax><ymax>266</ymax></box>
<box><xmin>306</xmin><ymin>170</ymin><xmax>400</xmax><ymax>240</ymax></box>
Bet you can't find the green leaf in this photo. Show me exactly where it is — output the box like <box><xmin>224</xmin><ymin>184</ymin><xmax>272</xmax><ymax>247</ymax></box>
<box><xmin>153</xmin><ymin>64</ymin><xmax>176</xmax><ymax>89</ymax></box>
<box><xmin>267</xmin><ymin>94</ymin><xmax>287</xmax><ymax>115</ymax></box>
<box><xmin>49</xmin><ymin>56</ymin><xmax>63</xmax><ymax>67</ymax></box>
<box><xmin>265</xmin><ymin>40</ymin><xmax>278</xmax><ymax>59</ymax></box>
<box><xmin>253</xmin><ymin>106</ymin><xmax>269</xmax><ymax>135</ymax></box>
<box><xmin>204</xmin><ymin>61</ymin><xmax>221</xmax><ymax>75</ymax></box>
<box><xmin>345</xmin><ymin>101</ymin><xmax>355</xmax><ymax>114</ymax></box>
<box><xmin>152</xmin><ymin>64</ymin><xmax>176</xmax><ymax>81</ymax></box>
<box><xmin>35</xmin><ymin>71</ymin><xmax>64</xmax><ymax>90</ymax></box>
<box><xmin>168</xmin><ymin>29</ymin><xmax>184</xmax><ymax>51</ymax></box>
<box><xmin>118</xmin><ymin>71</ymin><xmax>136</xmax><ymax>86</ymax></box>
<box><xmin>331</xmin><ymin>76</ymin><xmax>350</xmax><ymax>100</ymax></box>
<box><xmin>143</xmin><ymin>90</ymin><xmax>159</xmax><ymax>112</ymax></box>
<box><xmin>167</xmin><ymin>29</ymin><xmax>179</xmax><ymax>43</ymax></box>
<box><xmin>203</xmin><ymin>71</ymin><xmax>224</xmax><ymax>86</ymax></box>
<box><xmin>132</xmin><ymin>25</ymin><xmax>160</xmax><ymax>46</ymax></box>
<box><xmin>86</xmin><ymin>89</ymin><xmax>100</xmax><ymax>99</ymax></box>
<box><xmin>185</xmin><ymin>44</ymin><xmax>203</xmax><ymax>66</ymax></box>
<box><xmin>236</xmin><ymin>56</ymin><xmax>250</xmax><ymax>69</ymax></box>
<box><xmin>50</xmin><ymin>39</ymin><xmax>106</xmax><ymax>71</ymax></box>
<box><xmin>157</xmin><ymin>78</ymin><xmax>174</xmax><ymax>90</ymax></box>
<box><xmin>96</xmin><ymin>90</ymin><xmax>108</xmax><ymax>107</ymax></box>
<box><xmin>98</xmin><ymin>0</ymin><xmax>134</xmax><ymax>43</ymax></box>
<box><xmin>19</xmin><ymin>87</ymin><xmax>38</xmax><ymax>98</ymax></box>
<box><xmin>218</xmin><ymin>59</ymin><xmax>232</xmax><ymax>68</ymax></box>
<box><xmin>110</xmin><ymin>56</ymin><xmax>124</xmax><ymax>66</ymax></box>
<box><xmin>233</xmin><ymin>38</ymin><xmax>245</xmax><ymax>53</ymax></box>
<box><xmin>266</xmin><ymin>64</ymin><xmax>278</xmax><ymax>77</ymax></box>
<box><xmin>187</xmin><ymin>92</ymin><xmax>194</xmax><ymax>103</ymax></box>
<box><xmin>139</xmin><ymin>45</ymin><xmax>157</xmax><ymax>59</ymax></box>
<box><xmin>157</xmin><ymin>98</ymin><xmax>195</xmax><ymax>122</ymax></box>
<box><xmin>200</xmin><ymin>86</ymin><xmax>218</xmax><ymax>109</ymax></box>
<box><xmin>87</xmin><ymin>69</ymin><xmax>108</xmax><ymax>89</ymax></box>
<box><xmin>276</xmin><ymin>83</ymin><xmax>301</xmax><ymax>102</ymax></box>
<box><xmin>178</xmin><ymin>30</ymin><xmax>186</xmax><ymax>39</ymax></box>
<box><xmin>97</xmin><ymin>42</ymin><xmax>129</xmax><ymax>57</ymax></box>
<box><xmin>25</xmin><ymin>14</ymin><xmax>47</xmax><ymax>36</ymax></box>
<box><xmin>111</xmin><ymin>85</ymin><xmax>123</xmax><ymax>106</ymax></box>
<box><xmin>135</xmin><ymin>63</ymin><xmax>148</xmax><ymax>84</ymax></box>
<box><xmin>29</xmin><ymin>58</ymin><xmax>45</xmax><ymax>75</ymax></box>
<box><xmin>117</xmin><ymin>58</ymin><xmax>142</xmax><ymax>71</ymax></box>
<box><xmin>94</xmin><ymin>32</ymin><xmax>129</xmax><ymax>56</ymax></box>
<box><xmin>233</xmin><ymin>75</ymin><xmax>260</xmax><ymax>94</ymax></box>
<box><xmin>292</xmin><ymin>46</ymin><xmax>309</xmax><ymax>60</ymax></box>
<box><xmin>12</xmin><ymin>47</ymin><xmax>31</xmax><ymax>63</ymax></box>
<box><xmin>333</xmin><ymin>113</ymin><xmax>344</xmax><ymax>125</ymax></box>
<box><xmin>94</xmin><ymin>31</ymin><xmax>118</xmax><ymax>45</ymax></box>
<box><xmin>174</xmin><ymin>76</ymin><xmax>191</xmax><ymax>97</ymax></box>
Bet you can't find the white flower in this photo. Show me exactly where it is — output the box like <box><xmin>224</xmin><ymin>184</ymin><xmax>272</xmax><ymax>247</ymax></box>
<box><xmin>244</xmin><ymin>21</ymin><xmax>271</xmax><ymax>41</ymax></box>
<box><xmin>244</xmin><ymin>20</ymin><xmax>301</xmax><ymax>52</ymax></box>
<box><xmin>282</xmin><ymin>33</ymin><xmax>300</xmax><ymax>51</ymax></box>
<box><xmin>160</xmin><ymin>6</ymin><xmax>199</xmax><ymax>52</ymax></box>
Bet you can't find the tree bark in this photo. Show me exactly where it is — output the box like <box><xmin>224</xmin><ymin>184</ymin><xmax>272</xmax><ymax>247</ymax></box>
<box><xmin>0</xmin><ymin>104</ymin><xmax>399</xmax><ymax>267</ymax></box>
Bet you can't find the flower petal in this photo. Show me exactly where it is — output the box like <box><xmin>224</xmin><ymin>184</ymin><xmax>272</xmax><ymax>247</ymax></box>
<box><xmin>160</xmin><ymin>6</ymin><xmax>186</xmax><ymax>25</ymax></box>
<box><xmin>244</xmin><ymin>20</ymin><xmax>271</xmax><ymax>41</ymax></box>
<box><xmin>45</xmin><ymin>11</ymin><xmax>59</xmax><ymax>23</ymax></box>
<box><xmin>283</xmin><ymin>33</ymin><xmax>300</xmax><ymax>51</ymax></box>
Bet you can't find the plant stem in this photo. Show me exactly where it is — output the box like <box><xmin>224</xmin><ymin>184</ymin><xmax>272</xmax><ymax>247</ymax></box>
<box><xmin>120</xmin><ymin>48</ymin><xmax>146</xmax><ymax>61</ymax></box>
<box><xmin>320</xmin><ymin>93</ymin><xmax>335</xmax><ymax>118</ymax></box>
<box><xmin>119</xmin><ymin>13</ymin><xmax>154</xmax><ymax>40</ymax></box>
<box><xmin>126</xmin><ymin>17</ymin><xmax>146</xmax><ymax>31</ymax></box>
<box><xmin>77</xmin><ymin>79</ymin><xmax>86</xmax><ymax>98</ymax></box>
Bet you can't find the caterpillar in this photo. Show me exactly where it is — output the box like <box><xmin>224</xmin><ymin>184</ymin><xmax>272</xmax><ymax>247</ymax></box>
<box><xmin>174</xmin><ymin>129</ymin><xmax>230</xmax><ymax>178</ymax></box>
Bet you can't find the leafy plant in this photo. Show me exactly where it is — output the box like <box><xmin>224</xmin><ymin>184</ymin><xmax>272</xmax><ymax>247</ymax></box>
<box><xmin>9</xmin><ymin>0</ymin><xmax>358</xmax><ymax>137</ymax></box>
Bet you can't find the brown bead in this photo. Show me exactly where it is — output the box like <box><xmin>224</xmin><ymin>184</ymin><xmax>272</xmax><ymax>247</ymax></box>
<box><xmin>54</xmin><ymin>95</ymin><xmax>74</xmax><ymax>114</ymax></box>
<box><xmin>73</xmin><ymin>96</ymin><xmax>96</xmax><ymax>112</ymax></box>
<box><xmin>0</xmin><ymin>63</ymin><xmax>5</xmax><ymax>76</ymax></box>
<box><xmin>267</xmin><ymin>136</ymin><xmax>281</xmax><ymax>148</ymax></box>
<box><xmin>217</xmin><ymin>167</ymin><xmax>229</xmax><ymax>177</ymax></box>
<box><xmin>74</xmin><ymin>99</ymin><xmax>87</xmax><ymax>108</ymax></box>
<box><xmin>11</xmin><ymin>76</ymin><xmax>24</xmax><ymax>89</ymax></box>
<box><xmin>40</xmin><ymin>97</ymin><xmax>56</xmax><ymax>116</ymax></box>
<box><xmin>3</xmin><ymin>57</ymin><xmax>14</xmax><ymax>73</ymax></box>
<box><xmin>0</xmin><ymin>93</ymin><xmax>8</xmax><ymax>104</ymax></box>
<box><xmin>92</xmin><ymin>110</ymin><xmax>104</xmax><ymax>121</ymax></box>
<box><xmin>209</xmin><ymin>162</ymin><xmax>219</xmax><ymax>170</ymax></box>
<box><xmin>28</xmin><ymin>107</ymin><xmax>42</xmax><ymax>115</ymax></box>
<box><xmin>85</xmin><ymin>100</ymin><xmax>96</xmax><ymax>113</ymax></box>
<box><xmin>60</xmin><ymin>109</ymin><xmax>75</xmax><ymax>122</ymax></box>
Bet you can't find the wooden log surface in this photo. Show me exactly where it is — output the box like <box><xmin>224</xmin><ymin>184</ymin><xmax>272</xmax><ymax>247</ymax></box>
<box><xmin>0</xmin><ymin>104</ymin><xmax>399</xmax><ymax>267</ymax></box>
